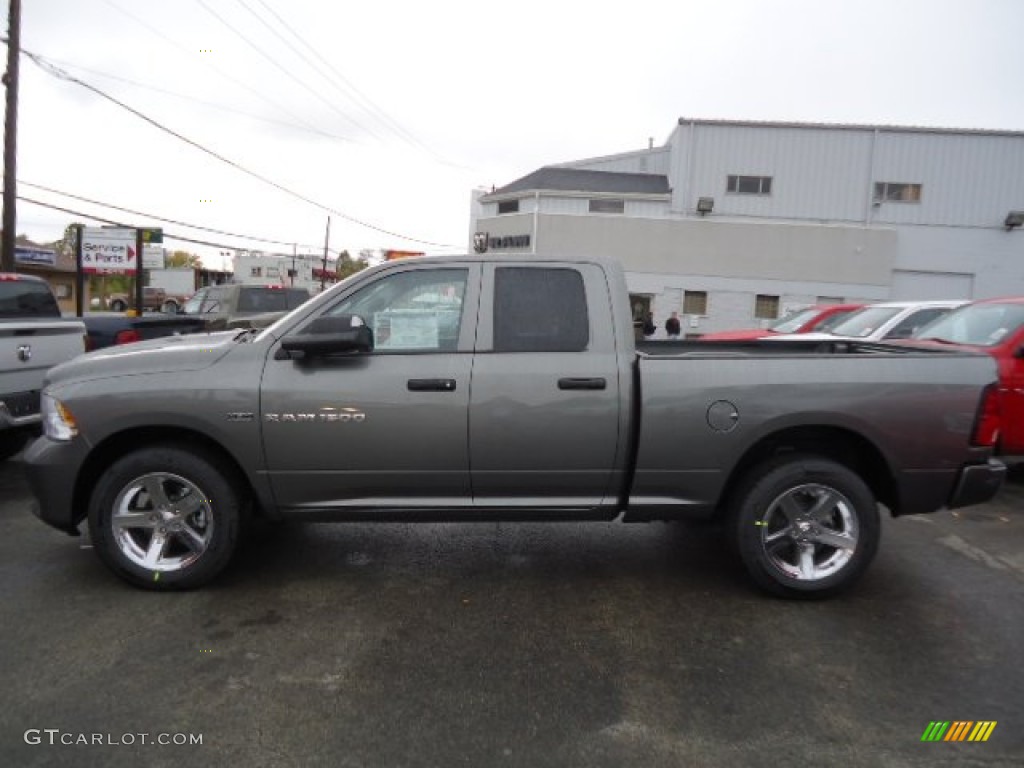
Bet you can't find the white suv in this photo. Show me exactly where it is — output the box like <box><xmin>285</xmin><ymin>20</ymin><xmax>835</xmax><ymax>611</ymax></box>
<box><xmin>770</xmin><ymin>300</ymin><xmax>968</xmax><ymax>342</ymax></box>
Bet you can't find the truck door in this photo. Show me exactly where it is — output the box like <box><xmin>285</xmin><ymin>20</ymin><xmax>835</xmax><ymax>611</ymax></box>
<box><xmin>1000</xmin><ymin>325</ymin><xmax>1024</xmax><ymax>453</ymax></box>
<box><xmin>468</xmin><ymin>263</ymin><xmax>623</xmax><ymax>511</ymax></box>
<box><xmin>260</xmin><ymin>263</ymin><xmax>480</xmax><ymax>512</ymax></box>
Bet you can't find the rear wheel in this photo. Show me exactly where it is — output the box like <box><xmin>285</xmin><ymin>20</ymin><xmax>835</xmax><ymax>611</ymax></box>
<box><xmin>730</xmin><ymin>454</ymin><xmax>880</xmax><ymax>599</ymax></box>
<box><xmin>109</xmin><ymin>298</ymin><xmax>127</xmax><ymax>312</ymax></box>
<box><xmin>88</xmin><ymin>445</ymin><xmax>242</xmax><ymax>590</ymax></box>
<box><xmin>161</xmin><ymin>299</ymin><xmax>178</xmax><ymax>313</ymax></box>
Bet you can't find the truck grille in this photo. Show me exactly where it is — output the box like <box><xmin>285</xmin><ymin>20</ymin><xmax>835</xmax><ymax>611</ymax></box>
<box><xmin>0</xmin><ymin>390</ymin><xmax>41</xmax><ymax>418</ymax></box>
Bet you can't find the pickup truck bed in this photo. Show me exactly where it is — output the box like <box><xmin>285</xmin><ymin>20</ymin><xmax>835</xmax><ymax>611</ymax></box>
<box><xmin>24</xmin><ymin>256</ymin><xmax>1005</xmax><ymax>597</ymax></box>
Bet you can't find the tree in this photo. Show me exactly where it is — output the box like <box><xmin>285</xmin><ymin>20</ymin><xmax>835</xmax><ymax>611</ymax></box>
<box><xmin>166</xmin><ymin>250</ymin><xmax>201</xmax><ymax>268</ymax></box>
<box><xmin>52</xmin><ymin>222</ymin><xmax>84</xmax><ymax>263</ymax></box>
<box><xmin>335</xmin><ymin>250</ymin><xmax>368</xmax><ymax>280</ymax></box>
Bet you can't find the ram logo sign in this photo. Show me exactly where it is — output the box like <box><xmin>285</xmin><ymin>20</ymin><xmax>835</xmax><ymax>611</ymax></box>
<box><xmin>264</xmin><ymin>407</ymin><xmax>366</xmax><ymax>423</ymax></box>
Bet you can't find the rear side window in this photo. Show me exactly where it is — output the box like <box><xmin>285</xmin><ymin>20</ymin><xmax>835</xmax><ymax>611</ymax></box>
<box><xmin>236</xmin><ymin>287</ymin><xmax>309</xmax><ymax>312</ymax></box>
<box><xmin>494</xmin><ymin>268</ymin><xmax>589</xmax><ymax>352</ymax></box>
<box><xmin>0</xmin><ymin>279</ymin><xmax>61</xmax><ymax>318</ymax></box>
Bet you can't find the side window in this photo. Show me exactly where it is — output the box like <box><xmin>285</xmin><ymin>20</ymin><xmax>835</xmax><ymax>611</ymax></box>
<box><xmin>494</xmin><ymin>267</ymin><xmax>589</xmax><ymax>352</ymax></box>
<box><xmin>323</xmin><ymin>268</ymin><xmax>468</xmax><ymax>353</ymax></box>
<box><xmin>886</xmin><ymin>308</ymin><xmax>950</xmax><ymax>339</ymax></box>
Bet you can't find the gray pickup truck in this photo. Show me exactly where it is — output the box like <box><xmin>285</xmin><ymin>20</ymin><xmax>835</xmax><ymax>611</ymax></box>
<box><xmin>24</xmin><ymin>256</ymin><xmax>1005</xmax><ymax>597</ymax></box>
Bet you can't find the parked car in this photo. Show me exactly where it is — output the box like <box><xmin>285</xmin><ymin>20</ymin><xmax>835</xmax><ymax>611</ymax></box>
<box><xmin>82</xmin><ymin>312</ymin><xmax>209</xmax><ymax>351</ymax></box>
<box><xmin>699</xmin><ymin>303</ymin><xmax>864</xmax><ymax>341</ymax></box>
<box><xmin>25</xmin><ymin>256</ymin><xmax>1004</xmax><ymax>597</ymax></box>
<box><xmin>0</xmin><ymin>273</ymin><xmax>86</xmax><ymax>460</ymax></box>
<box><xmin>769</xmin><ymin>300</ymin><xmax>967</xmax><ymax>343</ymax></box>
<box><xmin>182</xmin><ymin>284</ymin><xmax>311</xmax><ymax>331</ymax></box>
<box><xmin>905</xmin><ymin>297</ymin><xmax>1024</xmax><ymax>455</ymax></box>
<box><xmin>107</xmin><ymin>286</ymin><xmax>180</xmax><ymax>314</ymax></box>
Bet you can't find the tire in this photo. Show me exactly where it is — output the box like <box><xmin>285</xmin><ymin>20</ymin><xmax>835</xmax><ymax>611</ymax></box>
<box><xmin>0</xmin><ymin>429</ymin><xmax>31</xmax><ymax>461</ymax></box>
<box><xmin>161</xmin><ymin>300</ymin><xmax>178</xmax><ymax>314</ymax></box>
<box><xmin>87</xmin><ymin>445</ymin><xmax>242</xmax><ymax>590</ymax></box>
<box><xmin>729</xmin><ymin>454</ymin><xmax>880</xmax><ymax>599</ymax></box>
<box><xmin>110</xmin><ymin>299</ymin><xmax>127</xmax><ymax>312</ymax></box>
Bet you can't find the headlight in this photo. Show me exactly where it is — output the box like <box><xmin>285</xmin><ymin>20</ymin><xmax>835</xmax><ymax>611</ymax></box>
<box><xmin>41</xmin><ymin>394</ymin><xmax>78</xmax><ymax>441</ymax></box>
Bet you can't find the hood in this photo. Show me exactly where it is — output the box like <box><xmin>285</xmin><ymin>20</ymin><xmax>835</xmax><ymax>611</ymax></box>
<box><xmin>45</xmin><ymin>330</ymin><xmax>239</xmax><ymax>388</ymax></box>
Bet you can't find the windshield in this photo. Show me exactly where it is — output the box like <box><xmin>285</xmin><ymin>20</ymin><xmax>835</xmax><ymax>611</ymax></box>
<box><xmin>826</xmin><ymin>306</ymin><xmax>903</xmax><ymax>338</ymax></box>
<box><xmin>182</xmin><ymin>289</ymin><xmax>207</xmax><ymax>315</ymax></box>
<box><xmin>914</xmin><ymin>302</ymin><xmax>1024</xmax><ymax>347</ymax></box>
<box><xmin>769</xmin><ymin>307</ymin><xmax>819</xmax><ymax>334</ymax></box>
<box><xmin>0</xmin><ymin>279</ymin><xmax>61</xmax><ymax>318</ymax></box>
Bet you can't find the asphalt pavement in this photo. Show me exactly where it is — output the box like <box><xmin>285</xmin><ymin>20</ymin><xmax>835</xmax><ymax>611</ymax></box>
<box><xmin>0</xmin><ymin>456</ymin><xmax>1021</xmax><ymax>767</ymax></box>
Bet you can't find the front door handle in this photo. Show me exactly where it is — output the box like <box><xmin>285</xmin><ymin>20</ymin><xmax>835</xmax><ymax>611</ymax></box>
<box><xmin>408</xmin><ymin>378</ymin><xmax>457</xmax><ymax>392</ymax></box>
<box><xmin>558</xmin><ymin>377</ymin><xmax>606</xmax><ymax>391</ymax></box>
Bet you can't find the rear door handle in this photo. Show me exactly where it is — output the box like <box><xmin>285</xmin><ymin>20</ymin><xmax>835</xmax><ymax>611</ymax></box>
<box><xmin>408</xmin><ymin>378</ymin><xmax>457</xmax><ymax>392</ymax></box>
<box><xmin>558</xmin><ymin>377</ymin><xmax>606</xmax><ymax>391</ymax></box>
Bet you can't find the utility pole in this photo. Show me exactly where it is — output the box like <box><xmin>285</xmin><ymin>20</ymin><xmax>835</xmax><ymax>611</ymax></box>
<box><xmin>321</xmin><ymin>216</ymin><xmax>330</xmax><ymax>292</ymax></box>
<box><xmin>291</xmin><ymin>243</ymin><xmax>296</xmax><ymax>287</ymax></box>
<box><xmin>1</xmin><ymin>0</ymin><xmax>22</xmax><ymax>273</ymax></box>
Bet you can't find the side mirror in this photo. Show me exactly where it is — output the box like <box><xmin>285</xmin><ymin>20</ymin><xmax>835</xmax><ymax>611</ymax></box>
<box><xmin>1014</xmin><ymin>346</ymin><xmax>1024</xmax><ymax>359</ymax></box>
<box><xmin>280</xmin><ymin>314</ymin><xmax>374</xmax><ymax>357</ymax></box>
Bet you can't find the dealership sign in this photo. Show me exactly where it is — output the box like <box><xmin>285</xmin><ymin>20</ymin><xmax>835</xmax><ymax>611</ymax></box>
<box><xmin>472</xmin><ymin>232</ymin><xmax>531</xmax><ymax>254</ymax></box>
<box><xmin>81</xmin><ymin>228</ymin><xmax>137</xmax><ymax>274</ymax></box>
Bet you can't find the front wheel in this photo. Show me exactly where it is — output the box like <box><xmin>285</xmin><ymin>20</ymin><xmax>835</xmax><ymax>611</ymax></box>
<box><xmin>88</xmin><ymin>445</ymin><xmax>242</xmax><ymax>590</ymax></box>
<box><xmin>109</xmin><ymin>299</ymin><xmax>127</xmax><ymax>312</ymax></box>
<box><xmin>161</xmin><ymin>300</ymin><xmax>178</xmax><ymax>313</ymax></box>
<box><xmin>730</xmin><ymin>455</ymin><xmax>880</xmax><ymax>599</ymax></box>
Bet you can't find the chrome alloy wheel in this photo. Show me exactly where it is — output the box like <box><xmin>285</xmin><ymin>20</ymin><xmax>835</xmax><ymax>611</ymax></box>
<box><xmin>111</xmin><ymin>472</ymin><xmax>214</xmax><ymax>572</ymax></box>
<box><xmin>759</xmin><ymin>483</ymin><xmax>859</xmax><ymax>582</ymax></box>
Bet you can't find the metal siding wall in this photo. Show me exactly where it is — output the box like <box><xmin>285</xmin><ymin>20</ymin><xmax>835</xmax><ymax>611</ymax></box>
<box><xmin>872</xmin><ymin>132</ymin><xmax>1024</xmax><ymax>227</ymax></box>
<box><xmin>563</xmin><ymin>148</ymin><xmax>671</xmax><ymax>175</ymax></box>
<box><xmin>680</xmin><ymin>124</ymin><xmax>874</xmax><ymax>221</ymax></box>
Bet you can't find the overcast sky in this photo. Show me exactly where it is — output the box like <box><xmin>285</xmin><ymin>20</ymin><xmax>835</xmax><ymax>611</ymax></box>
<box><xmin>9</xmin><ymin>0</ymin><xmax>1024</xmax><ymax>268</ymax></box>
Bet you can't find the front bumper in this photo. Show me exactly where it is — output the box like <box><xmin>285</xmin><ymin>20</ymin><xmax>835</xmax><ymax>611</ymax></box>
<box><xmin>947</xmin><ymin>459</ymin><xmax>1006</xmax><ymax>510</ymax></box>
<box><xmin>23</xmin><ymin>434</ymin><xmax>92</xmax><ymax>535</ymax></box>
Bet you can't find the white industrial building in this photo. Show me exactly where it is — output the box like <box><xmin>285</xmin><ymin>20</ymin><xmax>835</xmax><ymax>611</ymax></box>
<box><xmin>231</xmin><ymin>250</ymin><xmax>337</xmax><ymax>295</ymax></box>
<box><xmin>469</xmin><ymin>118</ymin><xmax>1024</xmax><ymax>336</ymax></box>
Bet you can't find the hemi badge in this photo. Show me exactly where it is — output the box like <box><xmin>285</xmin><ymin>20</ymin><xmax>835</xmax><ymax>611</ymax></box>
<box><xmin>226</xmin><ymin>412</ymin><xmax>255</xmax><ymax>422</ymax></box>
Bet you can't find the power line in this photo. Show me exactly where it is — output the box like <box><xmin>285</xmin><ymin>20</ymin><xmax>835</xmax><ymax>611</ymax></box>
<box><xmin>194</xmin><ymin>0</ymin><xmax>380</xmax><ymax>141</ymax></box>
<box><xmin>18</xmin><ymin>179</ymin><xmax>332</xmax><ymax>252</ymax></box>
<box><xmin>94</xmin><ymin>0</ymin><xmax>339</xmax><ymax>141</ymax></box>
<box><xmin>239</xmin><ymin>0</ymin><xmax>435</xmax><ymax>157</ymax></box>
<box><xmin>21</xmin><ymin>49</ymin><xmax>459</xmax><ymax>248</ymax></box>
<box><xmin>28</xmin><ymin>54</ymin><xmax>350</xmax><ymax>143</ymax></box>
<box><xmin>16</xmin><ymin>193</ymin><xmax>263</xmax><ymax>252</ymax></box>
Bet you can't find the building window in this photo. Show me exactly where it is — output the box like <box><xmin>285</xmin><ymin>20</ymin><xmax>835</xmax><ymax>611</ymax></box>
<box><xmin>754</xmin><ymin>294</ymin><xmax>780</xmax><ymax>319</ymax></box>
<box><xmin>497</xmin><ymin>199</ymin><xmax>520</xmax><ymax>214</ymax></box>
<box><xmin>250</xmin><ymin>266</ymin><xmax>262</xmax><ymax>277</ymax></box>
<box><xmin>727</xmin><ymin>175</ymin><xmax>772</xmax><ymax>195</ymax></box>
<box><xmin>683</xmin><ymin>290</ymin><xmax>708</xmax><ymax>316</ymax></box>
<box><xmin>266</xmin><ymin>267</ymin><xmax>280</xmax><ymax>278</ymax></box>
<box><xmin>816</xmin><ymin>295</ymin><xmax>844</xmax><ymax>304</ymax></box>
<box><xmin>873</xmin><ymin>182</ymin><xmax>922</xmax><ymax>203</ymax></box>
<box><xmin>588</xmin><ymin>198</ymin><xmax>625</xmax><ymax>214</ymax></box>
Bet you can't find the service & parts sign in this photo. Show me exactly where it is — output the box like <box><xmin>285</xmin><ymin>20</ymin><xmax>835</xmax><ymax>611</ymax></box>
<box><xmin>82</xmin><ymin>228</ymin><xmax>137</xmax><ymax>274</ymax></box>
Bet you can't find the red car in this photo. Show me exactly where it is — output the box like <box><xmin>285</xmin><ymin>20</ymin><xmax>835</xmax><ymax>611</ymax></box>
<box><xmin>699</xmin><ymin>303</ymin><xmax>864</xmax><ymax>341</ymax></box>
<box><xmin>908</xmin><ymin>297</ymin><xmax>1024</xmax><ymax>455</ymax></box>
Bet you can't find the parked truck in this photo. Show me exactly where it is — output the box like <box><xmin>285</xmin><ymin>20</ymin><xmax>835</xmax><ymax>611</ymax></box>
<box><xmin>25</xmin><ymin>256</ymin><xmax>1005</xmax><ymax>596</ymax></box>
<box><xmin>0</xmin><ymin>274</ymin><xmax>86</xmax><ymax>460</ymax></box>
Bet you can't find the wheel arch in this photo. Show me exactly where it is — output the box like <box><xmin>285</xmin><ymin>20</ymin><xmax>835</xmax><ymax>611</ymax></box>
<box><xmin>719</xmin><ymin>425</ymin><xmax>898</xmax><ymax>517</ymax></box>
<box><xmin>72</xmin><ymin>426</ymin><xmax>264</xmax><ymax>527</ymax></box>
